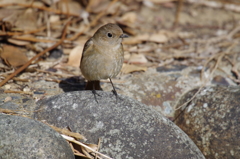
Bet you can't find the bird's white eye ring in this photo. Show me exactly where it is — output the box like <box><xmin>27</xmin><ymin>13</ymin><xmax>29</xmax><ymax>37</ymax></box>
<box><xmin>107</xmin><ymin>32</ymin><xmax>113</xmax><ymax>38</ymax></box>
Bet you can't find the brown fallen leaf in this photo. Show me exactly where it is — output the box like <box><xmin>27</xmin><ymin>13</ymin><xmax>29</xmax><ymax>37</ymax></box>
<box><xmin>117</xmin><ymin>12</ymin><xmax>137</xmax><ymax>28</ymax></box>
<box><xmin>148</xmin><ymin>32</ymin><xmax>168</xmax><ymax>43</ymax></box>
<box><xmin>0</xmin><ymin>8</ymin><xmax>22</xmax><ymax>27</ymax></box>
<box><xmin>7</xmin><ymin>35</ymin><xmax>33</xmax><ymax>46</ymax></box>
<box><xmin>15</xmin><ymin>8</ymin><xmax>38</xmax><ymax>31</ymax></box>
<box><xmin>121</xmin><ymin>63</ymin><xmax>147</xmax><ymax>74</ymax></box>
<box><xmin>67</xmin><ymin>45</ymin><xmax>83</xmax><ymax>67</ymax></box>
<box><xmin>128</xmin><ymin>53</ymin><xmax>148</xmax><ymax>64</ymax></box>
<box><xmin>57</xmin><ymin>0</ymin><xmax>83</xmax><ymax>15</ymax></box>
<box><xmin>0</xmin><ymin>44</ymin><xmax>28</xmax><ymax>67</ymax></box>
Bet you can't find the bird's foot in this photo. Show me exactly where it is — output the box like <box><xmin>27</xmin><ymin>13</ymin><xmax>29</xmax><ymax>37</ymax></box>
<box><xmin>92</xmin><ymin>90</ymin><xmax>101</xmax><ymax>103</ymax></box>
<box><xmin>111</xmin><ymin>89</ymin><xmax>118</xmax><ymax>104</ymax></box>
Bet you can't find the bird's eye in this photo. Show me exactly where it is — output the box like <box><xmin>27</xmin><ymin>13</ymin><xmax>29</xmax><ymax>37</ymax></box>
<box><xmin>107</xmin><ymin>32</ymin><xmax>113</xmax><ymax>38</ymax></box>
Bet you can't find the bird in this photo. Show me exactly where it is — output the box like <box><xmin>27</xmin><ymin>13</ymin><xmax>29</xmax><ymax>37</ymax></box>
<box><xmin>80</xmin><ymin>23</ymin><xmax>128</xmax><ymax>102</ymax></box>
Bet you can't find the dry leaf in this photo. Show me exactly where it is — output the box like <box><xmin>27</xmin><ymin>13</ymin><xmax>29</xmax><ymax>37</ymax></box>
<box><xmin>128</xmin><ymin>54</ymin><xmax>148</xmax><ymax>64</ymax></box>
<box><xmin>121</xmin><ymin>63</ymin><xmax>147</xmax><ymax>74</ymax></box>
<box><xmin>0</xmin><ymin>44</ymin><xmax>28</xmax><ymax>67</ymax></box>
<box><xmin>49</xmin><ymin>15</ymin><xmax>60</xmax><ymax>24</ymax></box>
<box><xmin>57</xmin><ymin>0</ymin><xmax>82</xmax><ymax>15</ymax></box>
<box><xmin>148</xmin><ymin>33</ymin><xmax>168</xmax><ymax>43</ymax></box>
<box><xmin>0</xmin><ymin>9</ymin><xmax>23</xmax><ymax>29</ymax></box>
<box><xmin>107</xmin><ymin>1</ymin><xmax>122</xmax><ymax>15</ymax></box>
<box><xmin>15</xmin><ymin>8</ymin><xmax>38</xmax><ymax>31</ymax></box>
<box><xmin>138</xmin><ymin>45</ymin><xmax>154</xmax><ymax>53</ymax></box>
<box><xmin>7</xmin><ymin>35</ymin><xmax>33</xmax><ymax>46</ymax></box>
<box><xmin>117</xmin><ymin>12</ymin><xmax>137</xmax><ymax>27</ymax></box>
<box><xmin>67</xmin><ymin>45</ymin><xmax>83</xmax><ymax>67</ymax></box>
<box><xmin>128</xmin><ymin>46</ymin><xmax>138</xmax><ymax>52</ymax></box>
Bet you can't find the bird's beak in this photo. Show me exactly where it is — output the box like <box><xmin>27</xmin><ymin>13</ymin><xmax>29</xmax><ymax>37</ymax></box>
<box><xmin>120</xmin><ymin>33</ymin><xmax>129</xmax><ymax>38</ymax></box>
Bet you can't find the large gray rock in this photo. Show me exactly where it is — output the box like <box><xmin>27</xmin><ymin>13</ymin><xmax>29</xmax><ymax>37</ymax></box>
<box><xmin>0</xmin><ymin>113</ymin><xmax>74</xmax><ymax>159</ymax></box>
<box><xmin>34</xmin><ymin>91</ymin><xmax>205</xmax><ymax>159</ymax></box>
<box><xmin>102</xmin><ymin>67</ymin><xmax>203</xmax><ymax>119</ymax></box>
<box><xmin>174</xmin><ymin>86</ymin><xmax>240</xmax><ymax>159</ymax></box>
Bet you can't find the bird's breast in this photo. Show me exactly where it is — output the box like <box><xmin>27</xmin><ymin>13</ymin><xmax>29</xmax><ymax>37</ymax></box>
<box><xmin>80</xmin><ymin>44</ymin><xmax>124</xmax><ymax>80</ymax></box>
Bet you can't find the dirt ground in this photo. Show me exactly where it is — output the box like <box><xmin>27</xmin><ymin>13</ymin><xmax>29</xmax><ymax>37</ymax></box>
<box><xmin>1</xmin><ymin>0</ymin><xmax>240</xmax><ymax>95</ymax></box>
<box><xmin>0</xmin><ymin>0</ymin><xmax>240</xmax><ymax>158</ymax></box>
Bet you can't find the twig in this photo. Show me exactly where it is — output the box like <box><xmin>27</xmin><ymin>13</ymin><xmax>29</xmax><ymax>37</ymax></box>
<box><xmin>62</xmin><ymin>134</ymin><xmax>113</xmax><ymax>159</ymax></box>
<box><xmin>173</xmin><ymin>0</ymin><xmax>184</xmax><ymax>28</ymax></box>
<box><xmin>4</xmin><ymin>90</ymin><xmax>33</xmax><ymax>95</ymax></box>
<box><xmin>0</xmin><ymin>19</ymin><xmax>73</xmax><ymax>87</ymax></box>
<box><xmin>44</xmin><ymin>123</ymin><xmax>86</xmax><ymax>140</ymax></box>
<box><xmin>95</xmin><ymin>138</ymin><xmax>102</xmax><ymax>159</ymax></box>
<box><xmin>0</xmin><ymin>108</ymin><xmax>20</xmax><ymax>115</ymax></box>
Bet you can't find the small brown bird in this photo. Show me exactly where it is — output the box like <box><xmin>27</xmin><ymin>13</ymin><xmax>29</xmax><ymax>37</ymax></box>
<box><xmin>80</xmin><ymin>23</ymin><xmax>128</xmax><ymax>102</ymax></box>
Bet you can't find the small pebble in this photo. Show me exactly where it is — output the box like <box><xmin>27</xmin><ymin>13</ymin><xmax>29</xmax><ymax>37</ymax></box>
<box><xmin>4</xmin><ymin>96</ymin><xmax>12</xmax><ymax>102</ymax></box>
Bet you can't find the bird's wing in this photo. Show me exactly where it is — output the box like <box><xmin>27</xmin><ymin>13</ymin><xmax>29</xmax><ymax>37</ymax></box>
<box><xmin>83</xmin><ymin>38</ymin><xmax>93</xmax><ymax>53</ymax></box>
<box><xmin>81</xmin><ymin>38</ymin><xmax>93</xmax><ymax>62</ymax></box>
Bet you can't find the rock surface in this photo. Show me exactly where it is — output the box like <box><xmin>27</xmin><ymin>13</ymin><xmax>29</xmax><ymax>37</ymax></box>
<box><xmin>174</xmin><ymin>86</ymin><xmax>240</xmax><ymax>159</ymax></box>
<box><xmin>34</xmin><ymin>91</ymin><xmax>205</xmax><ymax>159</ymax></box>
<box><xmin>0</xmin><ymin>113</ymin><xmax>74</xmax><ymax>159</ymax></box>
<box><xmin>100</xmin><ymin>66</ymin><xmax>231</xmax><ymax>119</ymax></box>
<box><xmin>100</xmin><ymin>67</ymin><xmax>203</xmax><ymax>119</ymax></box>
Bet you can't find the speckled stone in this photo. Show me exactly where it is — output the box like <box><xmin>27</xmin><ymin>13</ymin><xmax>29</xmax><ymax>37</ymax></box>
<box><xmin>34</xmin><ymin>91</ymin><xmax>205</xmax><ymax>159</ymax></box>
<box><xmin>102</xmin><ymin>67</ymin><xmax>202</xmax><ymax>119</ymax></box>
<box><xmin>174</xmin><ymin>86</ymin><xmax>240</xmax><ymax>159</ymax></box>
<box><xmin>0</xmin><ymin>113</ymin><xmax>74</xmax><ymax>159</ymax></box>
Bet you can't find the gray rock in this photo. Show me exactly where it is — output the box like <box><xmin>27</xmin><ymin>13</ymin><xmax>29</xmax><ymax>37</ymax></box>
<box><xmin>102</xmin><ymin>67</ymin><xmax>203</xmax><ymax>119</ymax></box>
<box><xmin>174</xmin><ymin>86</ymin><xmax>240</xmax><ymax>159</ymax></box>
<box><xmin>0</xmin><ymin>113</ymin><xmax>74</xmax><ymax>159</ymax></box>
<box><xmin>34</xmin><ymin>91</ymin><xmax>205</xmax><ymax>159</ymax></box>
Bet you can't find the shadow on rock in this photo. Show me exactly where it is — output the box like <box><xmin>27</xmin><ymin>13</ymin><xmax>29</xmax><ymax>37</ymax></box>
<box><xmin>59</xmin><ymin>76</ymin><xmax>86</xmax><ymax>92</ymax></box>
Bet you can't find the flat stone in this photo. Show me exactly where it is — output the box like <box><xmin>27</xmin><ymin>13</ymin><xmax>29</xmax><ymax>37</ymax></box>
<box><xmin>34</xmin><ymin>91</ymin><xmax>205</xmax><ymax>159</ymax></box>
<box><xmin>0</xmin><ymin>113</ymin><xmax>74</xmax><ymax>159</ymax></box>
<box><xmin>174</xmin><ymin>86</ymin><xmax>240</xmax><ymax>159</ymax></box>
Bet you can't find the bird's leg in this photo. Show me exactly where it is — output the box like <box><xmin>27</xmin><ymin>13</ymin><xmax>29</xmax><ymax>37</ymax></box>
<box><xmin>92</xmin><ymin>81</ymin><xmax>99</xmax><ymax>103</ymax></box>
<box><xmin>109</xmin><ymin>78</ymin><xmax>118</xmax><ymax>103</ymax></box>
<box><xmin>85</xmin><ymin>81</ymin><xmax>102</xmax><ymax>91</ymax></box>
